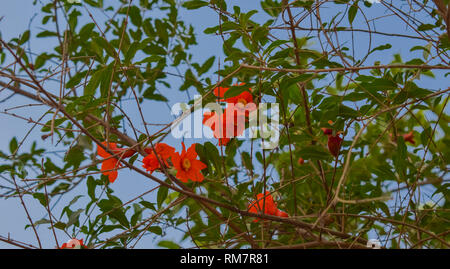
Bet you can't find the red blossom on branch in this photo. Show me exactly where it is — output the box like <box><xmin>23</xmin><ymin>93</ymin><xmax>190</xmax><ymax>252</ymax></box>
<box><xmin>97</xmin><ymin>142</ymin><xmax>135</xmax><ymax>183</ymax></box>
<box><xmin>59</xmin><ymin>238</ymin><xmax>86</xmax><ymax>249</ymax></box>
<box><xmin>402</xmin><ymin>131</ymin><xmax>416</xmax><ymax>145</ymax></box>
<box><xmin>203</xmin><ymin>106</ymin><xmax>248</xmax><ymax>146</ymax></box>
<box><xmin>321</xmin><ymin>127</ymin><xmax>343</xmax><ymax>157</ymax></box>
<box><xmin>172</xmin><ymin>142</ymin><xmax>207</xmax><ymax>183</ymax></box>
<box><xmin>248</xmin><ymin>192</ymin><xmax>288</xmax><ymax>222</ymax></box>
<box><xmin>142</xmin><ymin>143</ymin><xmax>176</xmax><ymax>174</ymax></box>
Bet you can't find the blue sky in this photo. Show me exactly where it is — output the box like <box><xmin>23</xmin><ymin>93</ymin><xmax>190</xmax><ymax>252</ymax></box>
<box><xmin>0</xmin><ymin>0</ymin><xmax>448</xmax><ymax>249</ymax></box>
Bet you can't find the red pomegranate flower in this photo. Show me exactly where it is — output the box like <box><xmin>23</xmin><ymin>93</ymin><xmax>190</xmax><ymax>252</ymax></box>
<box><xmin>402</xmin><ymin>131</ymin><xmax>415</xmax><ymax>145</ymax></box>
<box><xmin>321</xmin><ymin>128</ymin><xmax>343</xmax><ymax>157</ymax></box>
<box><xmin>248</xmin><ymin>192</ymin><xmax>288</xmax><ymax>222</ymax></box>
<box><xmin>203</xmin><ymin>107</ymin><xmax>247</xmax><ymax>146</ymax></box>
<box><xmin>327</xmin><ymin>134</ymin><xmax>343</xmax><ymax>157</ymax></box>
<box><xmin>213</xmin><ymin>83</ymin><xmax>254</xmax><ymax>107</ymax></box>
<box><xmin>172</xmin><ymin>142</ymin><xmax>207</xmax><ymax>183</ymax></box>
<box><xmin>60</xmin><ymin>238</ymin><xmax>86</xmax><ymax>249</ymax></box>
<box><xmin>97</xmin><ymin>142</ymin><xmax>136</xmax><ymax>183</ymax></box>
<box><xmin>389</xmin><ymin>131</ymin><xmax>416</xmax><ymax>146</ymax></box>
<box><xmin>142</xmin><ymin>143</ymin><xmax>176</xmax><ymax>174</ymax></box>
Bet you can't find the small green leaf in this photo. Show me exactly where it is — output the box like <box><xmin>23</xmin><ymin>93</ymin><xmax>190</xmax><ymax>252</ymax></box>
<box><xmin>148</xmin><ymin>226</ymin><xmax>162</xmax><ymax>235</ymax></box>
<box><xmin>87</xmin><ymin>176</ymin><xmax>96</xmax><ymax>200</ymax></box>
<box><xmin>9</xmin><ymin>137</ymin><xmax>18</xmax><ymax>154</ymax></box>
<box><xmin>157</xmin><ymin>186</ymin><xmax>169</xmax><ymax>208</ymax></box>
<box><xmin>66</xmin><ymin>208</ymin><xmax>83</xmax><ymax>228</ymax></box>
<box><xmin>33</xmin><ymin>193</ymin><xmax>48</xmax><ymax>207</ymax></box>
<box><xmin>418</xmin><ymin>24</ymin><xmax>436</xmax><ymax>31</ymax></box>
<box><xmin>19</xmin><ymin>30</ymin><xmax>30</xmax><ymax>45</ymax></box>
<box><xmin>348</xmin><ymin>3</ymin><xmax>358</xmax><ymax>24</ymax></box>
<box><xmin>370</xmin><ymin>43</ymin><xmax>392</xmax><ymax>54</ymax></box>
<box><xmin>223</xmin><ymin>84</ymin><xmax>251</xmax><ymax>99</ymax></box>
<box><xmin>298</xmin><ymin>145</ymin><xmax>330</xmax><ymax>160</ymax></box>
<box><xmin>84</xmin><ymin>68</ymin><xmax>104</xmax><ymax>96</ymax></box>
<box><xmin>54</xmin><ymin>222</ymin><xmax>66</xmax><ymax>230</ymax></box>
<box><xmin>182</xmin><ymin>0</ymin><xmax>208</xmax><ymax>10</ymax></box>
<box><xmin>158</xmin><ymin>240</ymin><xmax>180</xmax><ymax>249</ymax></box>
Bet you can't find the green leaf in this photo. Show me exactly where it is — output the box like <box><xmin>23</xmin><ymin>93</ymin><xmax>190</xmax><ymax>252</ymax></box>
<box><xmin>158</xmin><ymin>240</ymin><xmax>180</xmax><ymax>249</ymax></box>
<box><xmin>65</xmin><ymin>145</ymin><xmax>84</xmax><ymax>169</ymax></box>
<box><xmin>298</xmin><ymin>145</ymin><xmax>330</xmax><ymax>160</ymax></box>
<box><xmin>98</xmin><ymin>197</ymin><xmax>130</xmax><ymax>228</ymax></box>
<box><xmin>418</xmin><ymin>24</ymin><xmax>436</xmax><ymax>31</ymax></box>
<box><xmin>140</xmin><ymin>201</ymin><xmax>156</xmax><ymax>211</ymax></box>
<box><xmin>204</xmin><ymin>142</ymin><xmax>221</xmax><ymax>172</ymax></box>
<box><xmin>36</xmin><ymin>31</ymin><xmax>58</xmax><ymax>38</ymax></box>
<box><xmin>348</xmin><ymin>3</ymin><xmax>358</xmax><ymax>24</ymax></box>
<box><xmin>148</xmin><ymin>226</ymin><xmax>162</xmax><ymax>235</ymax></box>
<box><xmin>19</xmin><ymin>30</ymin><xmax>30</xmax><ymax>45</ymax></box>
<box><xmin>241</xmin><ymin>152</ymin><xmax>253</xmax><ymax>171</ymax></box>
<box><xmin>128</xmin><ymin>6</ymin><xmax>142</xmax><ymax>27</ymax></box>
<box><xmin>370</xmin><ymin>43</ymin><xmax>392</xmax><ymax>54</ymax></box>
<box><xmin>223</xmin><ymin>84</ymin><xmax>251</xmax><ymax>99</ymax></box>
<box><xmin>157</xmin><ymin>186</ymin><xmax>169</xmax><ymax>208</ymax></box>
<box><xmin>92</xmin><ymin>36</ymin><xmax>116</xmax><ymax>58</ymax></box>
<box><xmin>79</xmin><ymin>23</ymin><xmax>95</xmax><ymax>40</ymax></box>
<box><xmin>182</xmin><ymin>0</ymin><xmax>209</xmax><ymax>10</ymax></box>
<box><xmin>66</xmin><ymin>71</ymin><xmax>87</xmax><ymax>89</ymax></box>
<box><xmin>66</xmin><ymin>208</ymin><xmax>83</xmax><ymax>227</ymax></box>
<box><xmin>87</xmin><ymin>176</ymin><xmax>96</xmax><ymax>200</ymax></box>
<box><xmin>9</xmin><ymin>137</ymin><xmax>18</xmax><ymax>154</ymax></box>
<box><xmin>84</xmin><ymin>68</ymin><xmax>104</xmax><ymax>96</ymax></box>
<box><xmin>263</xmin><ymin>40</ymin><xmax>289</xmax><ymax>56</ymax></box>
<box><xmin>33</xmin><ymin>193</ymin><xmax>48</xmax><ymax>207</ymax></box>
<box><xmin>393</xmin><ymin>136</ymin><xmax>407</xmax><ymax>179</ymax></box>
<box><xmin>143</xmin><ymin>88</ymin><xmax>168</xmax><ymax>102</ymax></box>
<box><xmin>198</xmin><ymin>56</ymin><xmax>215</xmax><ymax>75</ymax></box>
<box><xmin>204</xmin><ymin>25</ymin><xmax>220</xmax><ymax>34</ymax></box>
<box><xmin>54</xmin><ymin>222</ymin><xmax>66</xmax><ymax>230</ymax></box>
<box><xmin>99</xmin><ymin>63</ymin><xmax>114</xmax><ymax>98</ymax></box>
<box><xmin>370</xmin><ymin>163</ymin><xmax>397</xmax><ymax>181</ymax></box>
<box><xmin>338</xmin><ymin>104</ymin><xmax>360</xmax><ymax>118</ymax></box>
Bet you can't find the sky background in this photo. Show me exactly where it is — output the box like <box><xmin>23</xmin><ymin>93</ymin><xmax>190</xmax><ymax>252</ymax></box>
<box><xmin>0</xmin><ymin>0</ymin><xmax>448</xmax><ymax>249</ymax></box>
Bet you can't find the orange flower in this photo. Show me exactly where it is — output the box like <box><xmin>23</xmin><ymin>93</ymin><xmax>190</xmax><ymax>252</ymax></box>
<box><xmin>97</xmin><ymin>142</ymin><xmax>135</xmax><ymax>183</ymax></box>
<box><xmin>275</xmin><ymin>210</ymin><xmax>289</xmax><ymax>218</ymax></box>
<box><xmin>298</xmin><ymin>157</ymin><xmax>305</xmax><ymax>165</ymax></box>
<box><xmin>389</xmin><ymin>131</ymin><xmax>416</xmax><ymax>146</ymax></box>
<box><xmin>213</xmin><ymin>83</ymin><xmax>254</xmax><ymax>107</ymax></box>
<box><xmin>248</xmin><ymin>192</ymin><xmax>288</xmax><ymax>222</ymax></box>
<box><xmin>203</xmin><ymin>111</ymin><xmax>217</xmax><ymax>130</ymax></box>
<box><xmin>203</xmin><ymin>111</ymin><xmax>232</xmax><ymax>145</ymax></box>
<box><xmin>225</xmin><ymin>91</ymin><xmax>254</xmax><ymax>107</ymax></box>
<box><xmin>402</xmin><ymin>131</ymin><xmax>415</xmax><ymax>145</ymax></box>
<box><xmin>142</xmin><ymin>143</ymin><xmax>176</xmax><ymax>173</ymax></box>
<box><xmin>60</xmin><ymin>238</ymin><xmax>86</xmax><ymax>249</ymax></box>
<box><xmin>203</xmin><ymin>107</ymin><xmax>247</xmax><ymax>146</ymax></box>
<box><xmin>213</xmin><ymin>86</ymin><xmax>229</xmax><ymax>99</ymax></box>
<box><xmin>172</xmin><ymin>142</ymin><xmax>207</xmax><ymax>183</ymax></box>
